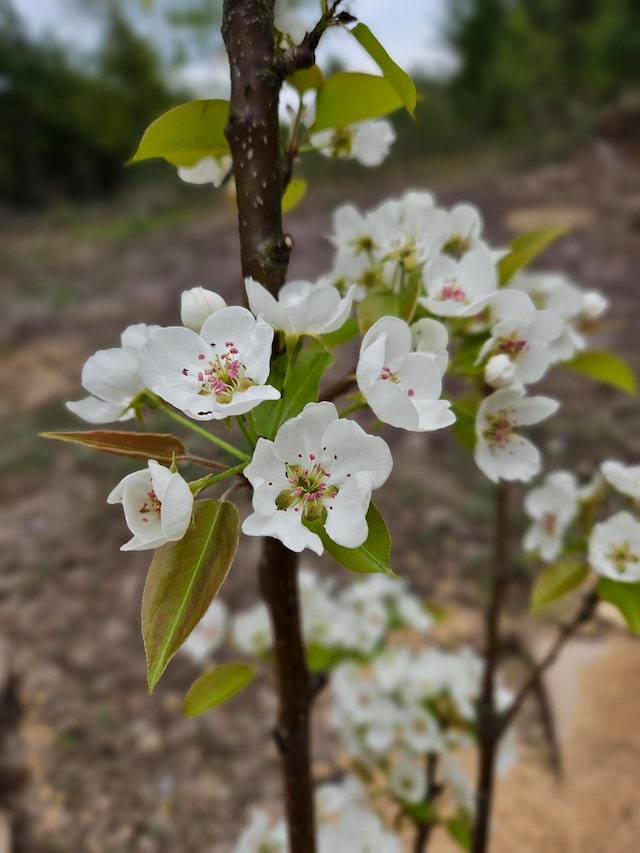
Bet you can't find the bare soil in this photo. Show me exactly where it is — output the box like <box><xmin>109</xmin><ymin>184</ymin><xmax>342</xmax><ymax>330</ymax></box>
<box><xmin>1</xmin><ymin>137</ymin><xmax>640</xmax><ymax>852</ymax></box>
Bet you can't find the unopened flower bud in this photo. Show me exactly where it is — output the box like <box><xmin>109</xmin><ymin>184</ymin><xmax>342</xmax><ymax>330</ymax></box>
<box><xmin>484</xmin><ymin>354</ymin><xmax>516</xmax><ymax>389</ymax></box>
<box><xmin>581</xmin><ymin>290</ymin><xmax>608</xmax><ymax>320</ymax></box>
<box><xmin>180</xmin><ymin>286</ymin><xmax>227</xmax><ymax>332</ymax></box>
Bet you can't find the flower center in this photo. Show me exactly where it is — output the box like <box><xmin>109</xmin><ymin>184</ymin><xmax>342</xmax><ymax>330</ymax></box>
<box><xmin>439</xmin><ymin>278</ymin><xmax>467</xmax><ymax>303</ymax></box>
<box><xmin>443</xmin><ymin>234</ymin><xmax>472</xmax><ymax>259</ymax></box>
<box><xmin>483</xmin><ymin>411</ymin><xmax>514</xmax><ymax>447</ymax></box>
<box><xmin>188</xmin><ymin>342</ymin><xmax>256</xmax><ymax>403</ymax></box>
<box><xmin>497</xmin><ymin>335</ymin><xmax>528</xmax><ymax>358</ymax></box>
<box><xmin>276</xmin><ymin>461</ymin><xmax>339</xmax><ymax>521</ymax></box>
<box><xmin>607</xmin><ymin>540</ymin><xmax>639</xmax><ymax>575</ymax></box>
<box><xmin>139</xmin><ymin>489</ymin><xmax>161</xmax><ymax>524</ymax></box>
<box><xmin>379</xmin><ymin>365</ymin><xmax>415</xmax><ymax>397</ymax></box>
<box><xmin>541</xmin><ymin>512</ymin><xmax>557</xmax><ymax>535</ymax></box>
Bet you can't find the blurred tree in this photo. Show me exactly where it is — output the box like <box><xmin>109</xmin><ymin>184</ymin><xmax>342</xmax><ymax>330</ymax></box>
<box><xmin>0</xmin><ymin>0</ymin><xmax>177</xmax><ymax>208</ymax></box>
<box><xmin>446</xmin><ymin>0</ymin><xmax>640</xmax><ymax>138</ymax></box>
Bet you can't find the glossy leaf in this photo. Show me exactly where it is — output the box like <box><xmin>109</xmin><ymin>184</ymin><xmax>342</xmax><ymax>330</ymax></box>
<box><xmin>313</xmin><ymin>72</ymin><xmax>403</xmax><ymax>132</ymax></box>
<box><xmin>183</xmin><ymin>663</ymin><xmax>254</xmax><ymax>716</ymax></box>
<box><xmin>597</xmin><ymin>577</ymin><xmax>640</xmax><ymax>634</ymax></box>
<box><xmin>282</xmin><ymin>178</ymin><xmax>307</xmax><ymax>212</ymax></box>
<box><xmin>41</xmin><ymin>430</ymin><xmax>186</xmax><ymax>463</ymax></box>
<box><xmin>563</xmin><ymin>350</ymin><xmax>636</xmax><ymax>396</ymax></box>
<box><xmin>254</xmin><ymin>342</ymin><xmax>334</xmax><ymax>439</ymax></box>
<box><xmin>531</xmin><ymin>558</ymin><xmax>589</xmax><ymax>611</ymax></box>
<box><xmin>306</xmin><ymin>502</ymin><xmax>395</xmax><ymax>576</ymax></box>
<box><xmin>131</xmin><ymin>100</ymin><xmax>230</xmax><ymax>166</ymax></box>
<box><xmin>350</xmin><ymin>24</ymin><xmax>417</xmax><ymax>114</ymax></box>
<box><xmin>142</xmin><ymin>499</ymin><xmax>239</xmax><ymax>691</ymax></box>
<box><xmin>498</xmin><ymin>228</ymin><xmax>565</xmax><ymax>285</ymax></box>
<box><xmin>287</xmin><ymin>65</ymin><xmax>324</xmax><ymax>94</ymax></box>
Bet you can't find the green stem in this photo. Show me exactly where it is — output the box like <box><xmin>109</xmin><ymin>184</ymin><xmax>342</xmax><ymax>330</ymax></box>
<box><xmin>190</xmin><ymin>462</ymin><xmax>247</xmax><ymax>495</ymax></box>
<box><xmin>338</xmin><ymin>399</ymin><xmax>365</xmax><ymax>418</ymax></box>
<box><xmin>158</xmin><ymin>403</ymin><xmax>250</xmax><ymax>463</ymax></box>
<box><xmin>237</xmin><ymin>414</ymin><xmax>257</xmax><ymax>450</ymax></box>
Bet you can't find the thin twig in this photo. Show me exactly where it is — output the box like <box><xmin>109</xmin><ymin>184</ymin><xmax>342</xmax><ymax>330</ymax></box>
<box><xmin>179</xmin><ymin>454</ymin><xmax>229</xmax><ymax>471</ymax></box>
<box><xmin>412</xmin><ymin>753</ymin><xmax>442</xmax><ymax>853</ymax></box>
<box><xmin>497</xmin><ymin>590</ymin><xmax>599</xmax><ymax>738</ymax></box>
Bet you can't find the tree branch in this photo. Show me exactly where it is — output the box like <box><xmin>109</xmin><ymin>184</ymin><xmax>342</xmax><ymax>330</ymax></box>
<box><xmin>222</xmin><ymin>2</ymin><xmax>317</xmax><ymax>849</ymax></box>
<box><xmin>497</xmin><ymin>590</ymin><xmax>598</xmax><ymax>738</ymax></box>
<box><xmin>471</xmin><ymin>481</ymin><xmax>510</xmax><ymax>853</ymax></box>
<box><xmin>273</xmin><ymin>2</ymin><xmax>354</xmax><ymax>80</ymax></box>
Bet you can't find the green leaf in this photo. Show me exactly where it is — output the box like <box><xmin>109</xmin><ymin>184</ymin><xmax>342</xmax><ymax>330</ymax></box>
<box><xmin>452</xmin><ymin>333</ymin><xmax>486</xmax><ymax>376</ymax></box>
<box><xmin>350</xmin><ymin>24</ymin><xmax>417</xmax><ymax>114</ymax></box>
<box><xmin>498</xmin><ymin>228</ymin><xmax>565</xmax><ymax>285</ymax></box>
<box><xmin>563</xmin><ymin>350</ymin><xmax>636</xmax><ymax>396</ymax></box>
<box><xmin>306</xmin><ymin>502</ymin><xmax>395</xmax><ymax>576</ymax></box>
<box><xmin>288</xmin><ymin>65</ymin><xmax>324</xmax><ymax>94</ymax></box>
<box><xmin>597</xmin><ymin>577</ymin><xmax>640</xmax><ymax>634</ymax></box>
<box><xmin>313</xmin><ymin>72</ymin><xmax>403</xmax><ymax>132</ymax></box>
<box><xmin>306</xmin><ymin>643</ymin><xmax>347</xmax><ymax>673</ymax></box>
<box><xmin>254</xmin><ymin>342</ymin><xmax>335</xmax><ymax>439</ymax></box>
<box><xmin>400</xmin><ymin>800</ymin><xmax>437</xmax><ymax>825</ymax></box>
<box><xmin>142</xmin><ymin>500</ymin><xmax>240</xmax><ymax>691</ymax></box>
<box><xmin>446</xmin><ymin>814</ymin><xmax>472</xmax><ymax>850</ymax></box>
<box><xmin>282</xmin><ymin>178</ymin><xmax>307</xmax><ymax>212</ymax></box>
<box><xmin>131</xmin><ymin>100</ymin><xmax>230</xmax><ymax>166</ymax></box>
<box><xmin>356</xmin><ymin>278</ymin><xmax>420</xmax><ymax>333</ymax></box>
<box><xmin>40</xmin><ymin>430</ymin><xmax>187</xmax><ymax>463</ymax></box>
<box><xmin>183</xmin><ymin>663</ymin><xmax>254</xmax><ymax>716</ymax></box>
<box><xmin>320</xmin><ymin>316</ymin><xmax>359</xmax><ymax>348</ymax></box>
<box><xmin>531</xmin><ymin>558</ymin><xmax>589</xmax><ymax>611</ymax></box>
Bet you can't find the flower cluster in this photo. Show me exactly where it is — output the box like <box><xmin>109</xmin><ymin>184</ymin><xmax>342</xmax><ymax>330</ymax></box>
<box><xmin>524</xmin><ymin>460</ymin><xmax>640</xmax><ymax>583</ymax></box>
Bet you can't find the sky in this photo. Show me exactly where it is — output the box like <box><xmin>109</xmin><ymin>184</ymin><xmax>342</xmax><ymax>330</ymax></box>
<box><xmin>13</xmin><ymin>0</ymin><xmax>456</xmax><ymax>95</ymax></box>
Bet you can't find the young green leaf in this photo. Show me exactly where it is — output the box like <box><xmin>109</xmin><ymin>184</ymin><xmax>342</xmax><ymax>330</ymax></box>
<box><xmin>306</xmin><ymin>502</ymin><xmax>395</xmax><ymax>576</ymax></box>
<box><xmin>40</xmin><ymin>430</ymin><xmax>186</xmax><ymax>463</ymax></box>
<box><xmin>183</xmin><ymin>663</ymin><xmax>254</xmax><ymax>716</ymax></box>
<box><xmin>287</xmin><ymin>65</ymin><xmax>324</xmax><ymax>94</ymax></box>
<box><xmin>282</xmin><ymin>178</ymin><xmax>307</xmax><ymax>212</ymax></box>
<box><xmin>131</xmin><ymin>100</ymin><xmax>230</xmax><ymax>166</ymax></box>
<box><xmin>349</xmin><ymin>23</ymin><xmax>417</xmax><ymax>114</ymax></box>
<box><xmin>498</xmin><ymin>228</ymin><xmax>565</xmax><ymax>285</ymax></box>
<box><xmin>450</xmin><ymin>401</ymin><xmax>476</xmax><ymax>451</ymax></box>
<box><xmin>531</xmin><ymin>558</ymin><xmax>589</xmax><ymax>611</ymax></box>
<box><xmin>563</xmin><ymin>350</ymin><xmax>636</xmax><ymax>396</ymax></box>
<box><xmin>597</xmin><ymin>577</ymin><xmax>640</xmax><ymax>634</ymax></box>
<box><xmin>142</xmin><ymin>499</ymin><xmax>240</xmax><ymax>691</ymax></box>
<box><xmin>253</xmin><ymin>342</ymin><xmax>335</xmax><ymax>439</ymax></box>
<box><xmin>356</xmin><ymin>277</ymin><xmax>420</xmax><ymax>333</ymax></box>
<box><xmin>320</xmin><ymin>316</ymin><xmax>359</xmax><ymax>348</ymax></box>
<box><xmin>446</xmin><ymin>814</ymin><xmax>472</xmax><ymax>850</ymax></box>
<box><xmin>313</xmin><ymin>72</ymin><xmax>403</xmax><ymax>133</ymax></box>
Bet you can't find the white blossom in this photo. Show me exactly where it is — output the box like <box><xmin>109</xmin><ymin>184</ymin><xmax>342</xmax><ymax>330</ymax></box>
<box><xmin>420</xmin><ymin>247</ymin><xmax>498</xmax><ymax>317</ymax></box>
<box><xmin>588</xmin><ymin>511</ymin><xmax>640</xmax><ymax>582</ymax></box>
<box><xmin>242</xmin><ymin>402</ymin><xmax>392</xmax><ymax>555</ymax></box>
<box><xmin>140</xmin><ymin>306</ymin><xmax>279</xmax><ymax>420</ymax></box>
<box><xmin>311</xmin><ymin>119</ymin><xmax>396</xmax><ymax>167</ymax></box>
<box><xmin>523</xmin><ymin>471</ymin><xmax>580</xmax><ymax>560</ymax></box>
<box><xmin>484</xmin><ymin>353</ymin><xmax>517</xmax><ymax>389</ymax></box>
<box><xmin>177</xmin><ymin>155</ymin><xmax>231</xmax><ymax>187</ymax></box>
<box><xmin>180</xmin><ymin>286</ymin><xmax>227</xmax><ymax>332</ymax></box>
<box><xmin>474</xmin><ymin>388</ymin><xmax>559</xmax><ymax>482</ymax></box>
<box><xmin>357</xmin><ymin>317</ymin><xmax>455</xmax><ymax>431</ymax></box>
<box><xmin>106</xmin><ymin>460</ymin><xmax>193</xmax><ymax>551</ymax></box>
<box><xmin>601</xmin><ymin>460</ymin><xmax>640</xmax><ymax>501</ymax></box>
<box><xmin>66</xmin><ymin>323</ymin><xmax>159</xmax><ymax>423</ymax></box>
<box><xmin>245</xmin><ymin>277</ymin><xmax>355</xmax><ymax>336</ymax></box>
<box><xmin>389</xmin><ymin>755</ymin><xmax>427</xmax><ymax>803</ymax></box>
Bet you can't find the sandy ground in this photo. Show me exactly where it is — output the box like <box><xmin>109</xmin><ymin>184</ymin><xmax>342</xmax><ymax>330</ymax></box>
<box><xmin>1</xmin><ymin>137</ymin><xmax>640</xmax><ymax>851</ymax></box>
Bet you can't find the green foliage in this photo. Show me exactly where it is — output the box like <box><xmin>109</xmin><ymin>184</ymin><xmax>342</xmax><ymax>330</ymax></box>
<box><xmin>498</xmin><ymin>228</ymin><xmax>565</xmax><ymax>285</ymax></box>
<box><xmin>288</xmin><ymin>65</ymin><xmax>324</xmax><ymax>95</ymax></box>
<box><xmin>530</xmin><ymin>558</ymin><xmax>589</xmax><ymax>610</ymax></box>
<box><xmin>563</xmin><ymin>350</ymin><xmax>637</xmax><ymax>395</ymax></box>
<box><xmin>312</xmin><ymin>72</ymin><xmax>404</xmax><ymax>133</ymax></box>
<box><xmin>356</xmin><ymin>277</ymin><xmax>421</xmax><ymax>333</ymax></box>
<box><xmin>40</xmin><ymin>430</ymin><xmax>187</xmax><ymax>464</ymax></box>
<box><xmin>142</xmin><ymin>499</ymin><xmax>240</xmax><ymax>691</ymax></box>
<box><xmin>282</xmin><ymin>178</ymin><xmax>307</xmax><ymax>212</ymax></box>
<box><xmin>131</xmin><ymin>100</ymin><xmax>230</xmax><ymax>166</ymax></box>
<box><xmin>446</xmin><ymin>813</ymin><xmax>472</xmax><ymax>850</ymax></box>
<box><xmin>597</xmin><ymin>577</ymin><xmax>640</xmax><ymax>634</ymax></box>
<box><xmin>305</xmin><ymin>502</ymin><xmax>395</xmax><ymax>576</ymax></box>
<box><xmin>183</xmin><ymin>663</ymin><xmax>254</xmax><ymax>716</ymax></box>
<box><xmin>0</xmin><ymin>3</ymin><xmax>178</xmax><ymax>207</ymax></box>
<box><xmin>254</xmin><ymin>342</ymin><xmax>335</xmax><ymax>439</ymax></box>
<box><xmin>450</xmin><ymin>401</ymin><xmax>477</xmax><ymax>450</ymax></box>
<box><xmin>349</xmin><ymin>24</ymin><xmax>417</xmax><ymax>114</ymax></box>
